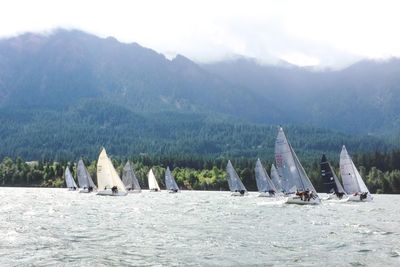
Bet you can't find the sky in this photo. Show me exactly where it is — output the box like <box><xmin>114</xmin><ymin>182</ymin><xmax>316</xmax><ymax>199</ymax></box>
<box><xmin>0</xmin><ymin>0</ymin><xmax>399</xmax><ymax>68</ymax></box>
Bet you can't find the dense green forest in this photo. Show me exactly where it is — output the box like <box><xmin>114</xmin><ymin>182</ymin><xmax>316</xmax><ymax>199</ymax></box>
<box><xmin>1</xmin><ymin>149</ymin><xmax>399</xmax><ymax>194</ymax></box>
<box><xmin>0</xmin><ymin>103</ymin><xmax>392</xmax><ymax>161</ymax></box>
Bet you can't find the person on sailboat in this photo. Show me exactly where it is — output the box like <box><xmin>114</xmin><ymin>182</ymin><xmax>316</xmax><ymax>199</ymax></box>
<box><xmin>268</xmin><ymin>189</ymin><xmax>276</xmax><ymax>196</ymax></box>
<box><xmin>304</xmin><ymin>188</ymin><xmax>310</xmax><ymax>201</ymax></box>
<box><xmin>360</xmin><ymin>192</ymin><xmax>368</xmax><ymax>200</ymax></box>
<box><xmin>335</xmin><ymin>191</ymin><xmax>345</xmax><ymax>199</ymax></box>
<box><xmin>239</xmin><ymin>189</ymin><xmax>245</xmax><ymax>195</ymax></box>
<box><xmin>111</xmin><ymin>186</ymin><xmax>118</xmax><ymax>194</ymax></box>
<box><xmin>88</xmin><ymin>186</ymin><xmax>93</xmax><ymax>192</ymax></box>
<box><xmin>296</xmin><ymin>189</ymin><xmax>303</xmax><ymax>200</ymax></box>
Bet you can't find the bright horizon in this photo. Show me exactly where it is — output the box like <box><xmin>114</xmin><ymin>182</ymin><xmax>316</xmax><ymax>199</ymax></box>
<box><xmin>1</xmin><ymin>0</ymin><xmax>400</xmax><ymax>68</ymax></box>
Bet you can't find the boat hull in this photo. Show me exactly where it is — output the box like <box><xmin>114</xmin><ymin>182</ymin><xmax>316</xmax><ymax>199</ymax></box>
<box><xmin>127</xmin><ymin>189</ymin><xmax>141</xmax><ymax>193</ymax></box>
<box><xmin>348</xmin><ymin>193</ymin><xmax>373</xmax><ymax>202</ymax></box>
<box><xmin>168</xmin><ymin>190</ymin><xmax>180</xmax><ymax>193</ymax></box>
<box><xmin>231</xmin><ymin>191</ymin><xmax>248</xmax><ymax>196</ymax></box>
<box><xmin>68</xmin><ymin>188</ymin><xmax>77</xmax><ymax>191</ymax></box>
<box><xmin>79</xmin><ymin>187</ymin><xmax>97</xmax><ymax>193</ymax></box>
<box><xmin>97</xmin><ymin>190</ymin><xmax>127</xmax><ymax>196</ymax></box>
<box><xmin>258</xmin><ymin>192</ymin><xmax>277</xmax><ymax>197</ymax></box>
<box><xmin>285</xmin><ymin>195</ymin><xmax>321</xmax><ymax>205</ymax></box>
<box><xmin>149</xmin><ymin>189</ymin><xmax>161</xmax><ymax>192</ymax></box>
<box><xmin>321</xmin><ymin>193</ymin><xmax>349</xmax><ymax>202</ymax></box>
<box><xmin>322</xmin><ymin>196</ymin><xmax>349</xmax><ymax>203</ymax></box>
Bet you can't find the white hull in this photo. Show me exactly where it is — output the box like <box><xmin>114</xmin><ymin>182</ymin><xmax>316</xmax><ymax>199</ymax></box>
<box><xmin>149</xmin><ymin>189</ymin><xmax>161</xmax><ymax>192</ymax></box>
<box><xmin>231</xmin><ymin>191</ymin><xmax>248</xmax><ymax>196</ymax></box>
<box><xmin>168</xmin><ymin>190</ymin><xmax>180</xmax><ymax>193</ymax></box>
<box><xmin>127</xmin><ymin>189</ymin><xmax>141</xmax><ymax>193</ymax></box>
<box><xmin>79</xmin><ymin>189</ymin><xmax>95</xmax><ymax>193</ymax></box>
<box><xmin>97</xmin><ymin>190</ymin><xmax>127</xmax><ymax>196</ymax></box>
<box><xmin>285</xmin><ymin>195</ymin><xmax>321</xmax><ymax>205</ymax></box>
<box><xmin>348</xmin><ymin>193</ymin><xmax>373</xmax><ymax>202</ymax></box>
<box><xmin>322</xmin><ymin>194</ymin><xmax>349</xmax><ymax>203</ymax></box>
<box><xmin>68</xmin><ymin>188</ymin><xmax>77</xmax><ymax>191</ymax></box>
<box><xmin>258</xmin><ymin>192</ymin><xmax>277</xmax><ymax>197</ymax></box>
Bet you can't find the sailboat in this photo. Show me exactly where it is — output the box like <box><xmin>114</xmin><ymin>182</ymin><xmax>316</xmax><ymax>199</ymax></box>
<box><xmin>340</xmin><ymin>145</ymin><xmax>373</xmax><ymax>202</ymax></box>
<box><xmin>96</xmin><ymin>148</ymin><xmax>127</xmax><ymax>196</ymax></box>
<box><xmin>65</xmin><ymin>166</ymin><xmax>78</xmax><ymax>191</ymax></box>
<box><xmin>122</xmin><ymin>161</ymin><xmax>141</xmax><ymax>193</ymax></box>
<box><xmin>165</xmin><ymin>166</ymin><xmax>180</xmax><ymax>193</ymax></box>
<box><xmin>274</xmin><ymin>127</ymin><xmax>321</xmax><ymax>205</ymax></box>
<box><xmin>148</xmin><ymin>168</ymin><xmax>161</xmax><ymax>192</ymax></box>
<box><xmin>270</xmin><ymin>164</ymin><xmax>284</xmax><ymax>193</ymax></box>
<box><xmin>77</xmin><ymin>159</ymin><xmax>97</xmax><ymax>193</ymax></box>
<box><xmin>255</xmin><ymin>159</ymin><xmax>279</xmax><ymax>197</ymax></box>
<box><xmin>320</xmin><ymin>154</ymin><xmax>348</xmax><ymax>202</ymax></box>
<box><xmin>226</xmin><ymin>160</ymin><xmax>248</xmax><ymax>196</ymax></box>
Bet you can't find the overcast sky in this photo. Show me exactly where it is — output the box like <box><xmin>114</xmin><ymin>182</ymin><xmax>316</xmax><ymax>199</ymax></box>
<box><xmin>1</xmin><ymin>0</ymin><xmax>399</xmax><ymax>68</ymax></box>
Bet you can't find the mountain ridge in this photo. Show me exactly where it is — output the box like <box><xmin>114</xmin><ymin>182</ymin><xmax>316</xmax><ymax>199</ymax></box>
<box><xmin>0</xmin><ymin>29</ymin><xmax>399</xmax><ymax>160</ymax></box>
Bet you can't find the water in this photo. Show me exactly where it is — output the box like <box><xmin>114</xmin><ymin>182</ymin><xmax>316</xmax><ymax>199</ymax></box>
<box><xmin>0</xmin><ymin>188</ymin><xmax>399</xmax><ymax>266</ymax></box>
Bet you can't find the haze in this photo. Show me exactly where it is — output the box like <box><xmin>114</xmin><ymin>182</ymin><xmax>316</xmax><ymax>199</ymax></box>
<box><xmin>1</xmin><ymin>0</ymin><xmax>399</xmax><ymax>68</ymax></box>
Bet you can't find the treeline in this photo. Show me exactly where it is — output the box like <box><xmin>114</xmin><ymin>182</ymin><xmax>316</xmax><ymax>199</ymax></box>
<box><xmin>0</xmin><ymin>104</ymin><xmax>392</xmax><ymax>161</ymax></box>
<box><xmin>1</xmin><ymin>150</ymin><xmax>400</xmax><ymax>193</ymax></box>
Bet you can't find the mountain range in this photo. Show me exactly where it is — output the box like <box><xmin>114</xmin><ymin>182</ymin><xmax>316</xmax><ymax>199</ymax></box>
<box><xmin>0</xmin><ymin>29</ymin><xmax>398</xmax><ymax>160</ymax></box>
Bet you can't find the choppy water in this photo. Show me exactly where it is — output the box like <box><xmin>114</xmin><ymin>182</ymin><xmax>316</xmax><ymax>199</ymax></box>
<box><xmin>0</xmin><ymin>188</ymin><xmax>399</xmax><ymax>266</ymax></box>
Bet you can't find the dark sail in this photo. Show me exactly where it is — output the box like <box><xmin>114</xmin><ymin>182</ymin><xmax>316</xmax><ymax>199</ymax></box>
<box><xmin>320</xmin><ymin>154</ymin><xmax>345</xmax><ymax>194</ymax></box>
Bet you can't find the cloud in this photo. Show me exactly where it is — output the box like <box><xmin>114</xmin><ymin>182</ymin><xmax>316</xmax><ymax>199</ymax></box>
<box><xmin>1</xmin><ymin>0</ymin><xmax>399</xmax><ymax>68</ymax></box>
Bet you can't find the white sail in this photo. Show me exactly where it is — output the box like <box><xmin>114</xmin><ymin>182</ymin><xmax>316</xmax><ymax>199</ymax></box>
<box><xmin>65</xmin><ymin>166</ymin><xmax>78</xmax><ymax>189</ymax></box>
<box><xmin>122</xmin><ymin>161</ymin><xmax>141</xmax><ymax>191</ymax></box>
<box><xmin>275</xmin><ymin>127</ymin><xmax>317</xmax><ymax>193</ymax></box>
<box><xmin>148</xmin><ymin>169</ymin><xmax>161</xmax><ymax>191</ymax></box>
<box><xmin>255</xmin><ymin>159</ymin><xmax>277</xmax><ymax>193</ymax></box>
<box><xmin>291</xmin><ymin>144</ymin><xmax>317</xmax><ymax>193</ymax></box>
<box><xmin>97</xmin><ymin>148</ymin><xmax>126</xmax><ymax>193</ymax></box>
<box><xmin>275</xmin><ymin>127</ymin><xmax>320</xmax><ymax>207</ymax></box>
<box><xmin>340</xmin><ymin>145</ymin><xmax>370</xmax><ymax>194</ymax></box>
<box><xmin>77</xmin><ymin>159</ymin><xmax>97</xmax><ymax>190</ymax></box>
<box><xmin>270</xmin><ymin>164</ymin><xmax>283</xmax><ymax>193</ymax></box>
<box><xmin>165</xmin><ymin>167</ymin><xmax>179</xmax><ymax>191</ymax></box>
<box><xmin>226</xmin><ymin>160</ymin><xmax>247</xmax><ymax>192</ymax></box>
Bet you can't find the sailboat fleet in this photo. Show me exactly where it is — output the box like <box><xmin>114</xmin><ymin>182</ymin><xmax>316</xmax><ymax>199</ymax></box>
<box><xmin>63</xmin><ymin>127</ymin><xmax>373</xmax><ymax>203</ymax></box>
